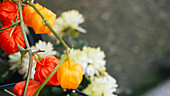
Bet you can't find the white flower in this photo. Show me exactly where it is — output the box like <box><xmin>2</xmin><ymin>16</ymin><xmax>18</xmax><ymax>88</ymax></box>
<box><xmin>31</xmin><ymin>40</ymin><xmax>59</xmax><ymax>58</ymax></box>
<box><xmin>52</xmin><ymin>10</ymin><xmax>86</xmax><ymax>39</ymax></box>
<box><xmin>9</xmin><ymin>52</ymin><xmax>35</xmax><ymax>78</ymax></box>
<box><xmin>82</xmin><ymin>47</ymin><xmax>106</xmax><ymax>78</ymax></box>
<box><xmin>9</xmin><ymin>40</ymin><xmax>58</xmax><ymax>79</ymax></box>
<box><xmin>69</xmin><ymin>49</ymin><xmax>89</xmax><ymax>72</ymax></box>
<box><xmin>86</xmin><ymin>65</ymin><xmax>97</xmax><ymax>78</ymax></box>
<box><xmin>83</xmin><ymin>74</ymin><xmax>118</xmax><ymax>96</ymax></box>
<box><xmin>57</xmin><ymin>10</ymin><xmax>85</xmax><ymax>30</ymax></box>
<box><xmin>62</xmin><ymin>46</ymin><xmax>106</xmax><ymax>79</ymax></box>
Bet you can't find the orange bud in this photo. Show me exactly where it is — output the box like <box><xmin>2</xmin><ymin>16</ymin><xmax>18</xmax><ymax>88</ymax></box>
<box><xmin>57</xmin><ymin>60</ymin><xmax>84</xmax><ymax>89</ymax></box>
<box><xmin>13</xmin><ymin>80</ymin><xmax>41</xmax><ymax>96</ymax></box>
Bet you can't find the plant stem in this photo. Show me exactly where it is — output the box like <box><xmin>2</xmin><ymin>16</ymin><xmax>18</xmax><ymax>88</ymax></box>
<box><xmin>18</xmin><ymin>3</ymin><xmax>30</xmax><ymax>48</ymax></box>
<box><xmin>0</xmin><ymin>83</ymin><xmax>17</xmax><ymax>88</ymax></box>
<box><xmin>10</xmin><ymin>26</ymin><xmax>16</xmax><ymax>37</ymax></box>
<box><xmin>18</xmin><ymin>1</ymin><xmax>33</xmax><ymax>96</ymax></box>
<box><xmin>27</xmin><ymin>2</ymin><xmax>71</xmax><ymax>95</ymax></box>
<box><xmin>28</xmin><ymin>2</ymin><xmax>69</xmax><ymax>51</ymax></box>
<box><xmin>66</xmin><ymin>52</ymin><xmax>71</xmax><ymax>69</ymax></box>
<box><xmin>4</xmin><ymin>89</ymin><xmax>17</xmax><ymax>96</ymax></box>
<box><xmin>0</xmin><ymin>20</ymin><xmax>20</xmax><ymax>32</ymax></box>
<box><xmin>33</xmin><ymin>54</ymin><xmax>67</xmax><ymax>96</ymax></box>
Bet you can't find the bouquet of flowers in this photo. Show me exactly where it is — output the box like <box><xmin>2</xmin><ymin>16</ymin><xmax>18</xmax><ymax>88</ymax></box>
<box><xmin>0</xmin><ymin>0</ymin><xmax>118</xmax><ymax>96</ymax></box>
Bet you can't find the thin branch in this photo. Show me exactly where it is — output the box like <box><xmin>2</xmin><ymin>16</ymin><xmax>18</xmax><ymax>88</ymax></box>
<box><xmin>0</xmin><ymin>20</ymin><xmax>20</xmax><ymax>32</ymax></box>
<box><xmin>17</xmin><ymin>1</ymin><xmax>33</xmax><ymax>96</ymax></box>
<box><xmin>4</xmin><ymin>89</ymin><xmax>17</xmax><ymax>96</ymax></box>
<box><xmin>75</xmin><ymin>89</ymin><xmax>89</xmax><ymax>96</ymax></box>
<box><xmin>0</xmin><ymin>83</ymin><xmax>17</xmax><ymax>88</ymax></box>
<box><xmin>10</xmin><ymin>26</ymin><xmax>16</xmax><ymax>37</ymax></box>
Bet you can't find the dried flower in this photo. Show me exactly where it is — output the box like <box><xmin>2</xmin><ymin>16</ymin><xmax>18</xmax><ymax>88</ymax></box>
<box><xmin>13</xmin><ymin>80</ymin><xmax>41</xmax><ymax>96</ymax></box>
<box><xmin>57</xmin><ymin>60</ymin><xmax>84</xmax><ymax>89</ymax></box>
<box><xmin>34</xmin><ymin>55</ymin><xmax>60</xmax><ymax>86</ymax></box>
<box><xmin>0</xmin><ymin>0</ymin><xmax>19</xmax><ymax>25</ymax></box>
<box><xmin>0</xmin><ymin>25</ymin><xmax>25</xmax><ymax>55</ymax></box>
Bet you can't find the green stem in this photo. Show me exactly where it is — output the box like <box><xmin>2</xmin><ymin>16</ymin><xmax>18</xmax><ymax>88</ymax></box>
<box><xmin>33</xmin><ymin>54</ymin><xmax>67</xmax><ymax>96</ymax></box>
<box><xmin>0</xmin><ymin>20</ymin><xmax>20</xmax><ymax>32</ymax></box>
<box><xmin>18</xmin><ymin>1</ymin><xmax>33</xmax><ymax>96</ymax></box>
<box><xmin>18</xmin><ymin>3</ymin><xmax>30</xmax><ymax>48</ymax></box>
<box><xmin>10</xmin><ymin>26</ymin><xmax>16</xmax><ymax>37</ymax></box>
<box><xmin>29</xmin><ymin>0</ymin><xmax>34</xmax><ymax>3</ymax></box>
<box><xmin>27</xmin><ymin>2</ymin><xmax>71</xmax><ymax>95</ymax></box>
<box><xmin>29</xmin><ymin>2</ymin><xmax>69</xmax><ymax>51</ymax></box>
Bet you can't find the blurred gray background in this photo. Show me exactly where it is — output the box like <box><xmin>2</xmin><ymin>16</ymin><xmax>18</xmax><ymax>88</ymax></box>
<box><xmin>36</xmin><ymin>0</ymin><xmax>170</xmax><ymax>96</ymax></box>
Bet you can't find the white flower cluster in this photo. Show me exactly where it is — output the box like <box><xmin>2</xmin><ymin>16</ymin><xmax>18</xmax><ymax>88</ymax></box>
<box><xmin>9</xmin><ymin>40</ymin><xmax>58</xmax><ymax>78</ymax></box>
<box><xmin>68</xmin><ymin>46</ymin><xmax>106</xmax><ymax>79</ymax></box>
<box><xmin>65</xmin><ymin>46</ymin><xmax>118</xmax><ymax>95</ymax></box>
<box><xmin>9</xmin><ymin>52</ymin><xmax>35</xmax><ymax>78</ymax></box>
<box><xmin>31</xmin><ymin>40</ymin><xmax>59</xmax><ymax>59</ymax></box>
<box><xmin>83</xmin><ymin>74</ymin><xmax>118</xmax><ymax>96</ymax></box>
<box><xmin>51</xmin><ymin>10</ymin><xmax>86</xmax><ymax>39</ymax></box>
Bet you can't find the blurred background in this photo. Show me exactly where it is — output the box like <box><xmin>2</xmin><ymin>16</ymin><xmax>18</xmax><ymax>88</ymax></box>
<box><xmin>1</xmin><ymin>0</ymin><xmax>170</xmax><ymax>96</ymax></box>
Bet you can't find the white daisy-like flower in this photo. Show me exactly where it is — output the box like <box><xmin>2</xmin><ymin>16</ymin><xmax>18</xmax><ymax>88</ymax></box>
<box><xmin>83</xmin><ymin>74</ymin><xmax>118</xmax><ymax>96</ymax></box>
<box><xmin>58</xmin><ymin>10</ymin><xmax>85</xmax><ymax>29</ymax></box>
<box><xmin>9</xmin><ymin>40</ymin><xmax>58</xmax><ymax>79</ymax></box>
<box><xmin>82</xmin><ymin>47</ymin><xmax>106</xmax><ymax>78</ymax></box>
<box><xmin>62</xmin><ymin>46</ymin><xmax>106</xmax><ymax>79</ymax></box>
<box><xmin>69</xmin><ymin>49</ymin><xmax>89</xmax><ymax>72</ymax></box>
<box><xmin>9</xmin><ymin>52</ymin><xmax>35</xmax><ymax>78</ymax></box>
<box><xmin>31</xmin><ymin>40</ymin><xmax>59</xmax><ymax>58</ymax></box>
<box><xmin>51</xmin><ymin>10</ymin><xmax>86</xmax><ymax>39</ymax></box>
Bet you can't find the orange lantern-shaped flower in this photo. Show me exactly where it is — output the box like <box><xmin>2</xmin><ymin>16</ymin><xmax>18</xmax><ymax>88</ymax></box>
<box><xmin>0</xmin><ymin>25</ymin><xmax>25</xmax><ymax>55</ymax></box>
<box><xmin>13</xmin><ymin>80</ymin><xmax>41</xmax><ymax>96</ymax></box>
<box><xmin>23</xmin><ymin>3</ymin><xmax>43</xmax><ymax>27</ymax></box>
<box><xmin>34</xmin><ymin>55</ymin><xmax>60</xmax><ymax>86</ymax></box>
<box><xmin>57</xmin><ymin>60</ymin><xmax>84</xmax><ymax>89</ymax></box>
<box><xmin>23</xmin><ymin>3</ymin><xmax>56</xmax><ymax>34</ymax></box>
<box><xmin>0</xmin><ymin>0</ymin><xmax>19</xmax><ymax>25</ymax></box>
